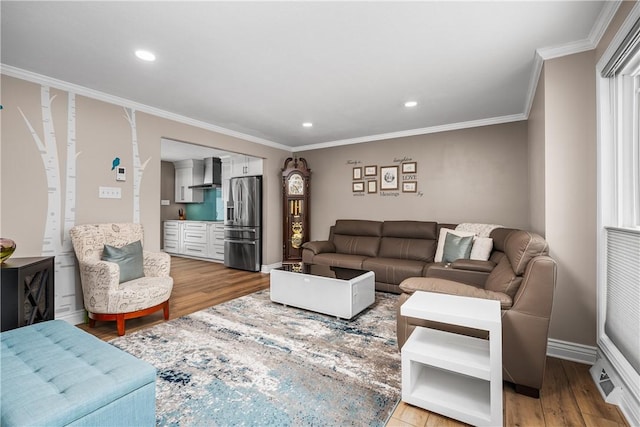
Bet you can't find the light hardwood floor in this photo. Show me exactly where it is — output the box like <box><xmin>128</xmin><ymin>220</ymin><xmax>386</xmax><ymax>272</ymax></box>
<box><xmin>77</xmin><ymin>257</ymin><xmax>629</xmax><ymax>427</ymax></box>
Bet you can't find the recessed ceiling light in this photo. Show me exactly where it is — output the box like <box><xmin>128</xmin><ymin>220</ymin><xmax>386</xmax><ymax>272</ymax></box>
<box><xmin>404</xmin><ymin>101</ymin><xmax>418</xmax><ymax>108</ymax></box>
<box><xmin>302</xmin><ymin>122</ymin><xmax>313</xmax><ymax>128</ymax></box>
<box><xmin>135</xmin><ymin>49</ymin><xmax>156</xmax><ymax>62</ymax></box>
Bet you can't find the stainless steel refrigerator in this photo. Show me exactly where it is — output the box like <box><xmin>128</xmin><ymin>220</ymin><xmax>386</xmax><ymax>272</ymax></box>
<box><xmin>224</xmin><ymin>175</ymin><xmax>262</xmax><ymax>272</ymax></box>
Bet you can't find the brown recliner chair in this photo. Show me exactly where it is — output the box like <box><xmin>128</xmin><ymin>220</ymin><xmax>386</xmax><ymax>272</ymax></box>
<box><xmin>396</xmin><ymin>228</ymin><xmax>557</xmax><ymax>397</ymax></box>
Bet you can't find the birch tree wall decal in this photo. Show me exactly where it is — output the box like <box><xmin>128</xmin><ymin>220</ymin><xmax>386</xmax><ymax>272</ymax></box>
<box><xmin>17</xmin><ymin>86</ymin><xmax>61</xmax><ymax>257</ymax></box>
<box><xmin>124</xmin><ymin>107</ymin><xmax>150</xmax><ymax>224</ymax></box>
<box><xmin>17</xmin><ymin>86</ymin><xmax>79</xmax><ymax>316</ymax></box>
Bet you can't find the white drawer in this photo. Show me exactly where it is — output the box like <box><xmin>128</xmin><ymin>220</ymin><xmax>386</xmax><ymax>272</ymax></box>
<box><xmin>164</xmin><ymin>230</ymin><xmax>179</xmax><ymax>240</ymax></box>
<box><xmin>210</xmin><ymin>244</ymin><xmax>224</xmax><ymax>260</ymax></box>
<box><xmin>183</xmin><ymin>222</ymin><xmax>207</xmax><ymax>232</ymax></box>
<box><xmin>164</xmin><ymin>221</ymin><xmax>180</xmax><ymax>230</ymax></box>
<box><xmin>183</xmin><ymin>242</ymin><xmax>208</xmax><ymax>257</ymax></box>
<box><xmin>163</xmin><ymin>240</ymin><xmax>179</xmax><ymax>253</ymax></box>
<box><xmin>183</xmin><ymin>230</ymin><xmax>207</xmax><ymax>244</ymax></box>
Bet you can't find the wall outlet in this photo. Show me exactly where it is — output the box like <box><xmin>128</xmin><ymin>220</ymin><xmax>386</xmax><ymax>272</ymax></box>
<box><xmin>99</xmin><ymin>186</ymin><xmax>121</xmax><ymax>199</ymax></box>
<box><xmin>161</xmin><ymin>199</ymin><xmax>170</xmax><ymax>206</ymax></box>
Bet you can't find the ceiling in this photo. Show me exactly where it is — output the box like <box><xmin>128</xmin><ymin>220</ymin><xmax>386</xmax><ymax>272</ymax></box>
<box><xmin>2</xmin><ymin>1</ymin><xmax>613</xmax><ymax>151</ymax></box>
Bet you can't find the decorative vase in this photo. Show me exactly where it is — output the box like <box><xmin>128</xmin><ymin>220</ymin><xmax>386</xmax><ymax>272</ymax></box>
<box><xmin>0</xmin><ymin>238</ymin><xmax>16</xmax><ymax>263</ymax></box>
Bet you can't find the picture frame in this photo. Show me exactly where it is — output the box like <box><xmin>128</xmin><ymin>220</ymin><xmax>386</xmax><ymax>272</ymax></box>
<box><xmin>402</xmin><ymin>162</ymin><xmax>417</xmax><ymax>174</ymax></box>
<box><xmin>352</xmin><ymin>167</ymin><xmax>362</xmax><ymax>180</ymax></box>
<box><xmin>364</xmin><ymin>165</ymin><xmax>377</xmax><ymax>176</ymax></box>
<box><xmin>352</xmin><ymin>181</ymin><xmax>365</xmax><ymax>192</ymax></box>
<box><xmin>367</xmin><ymin>180</ymin><xmax>377</xmax><ymax>193</ymax></box>
<box><xmin>402</xmin><ymin>181</ymin><xmax>417</xmax><ymax>193</ymax></box>
<box><xmin>380</xmin><ymin>166</ymin><xmax>399</xmax><ymax>190</ymax></box>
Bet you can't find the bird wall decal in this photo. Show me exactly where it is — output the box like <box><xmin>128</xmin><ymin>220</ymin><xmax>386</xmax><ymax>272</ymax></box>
<box><xmin>111</xmin><ymin>157</ymin><xmax>121</xmax><ymax>170</ymax></box>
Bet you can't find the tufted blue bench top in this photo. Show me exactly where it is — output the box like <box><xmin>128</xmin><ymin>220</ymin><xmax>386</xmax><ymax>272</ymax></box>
<box><xmin>0</xmin><ymin>320</ymin><xmax>156</xmax><ymax>426</ymax></box>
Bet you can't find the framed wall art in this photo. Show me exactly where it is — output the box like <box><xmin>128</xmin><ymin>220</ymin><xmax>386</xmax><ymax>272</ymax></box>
<box><xmin>380</xmin><ymin>166</ymin><xmax>399</xmax><ymax>190</ymax></box>
<box><xmin>402</xmin><ymin>162</ymin><xmax>417</xmax><ymax>174</ymax></box>
<box><xmin>364</xmin><ymin>165</ymin><xmax>377</xmax><ymax>176</ymax></box>
<box><xmin>352</xmin><ymin>181</ymin><xmax>365</xmax><ymax>192</ymax></box>
<box><xmin>367</xmin><ymin>180</ymin><xmax>377</xmax><ymax>193</ymax></box>
<box><xmin>353</xmin><ymin>167</ymin><xmax>362</xmax><ymax>180</ymax></box>
<box><xmin>402</xmin><ymin>181</ymin><xmax>417</xmax><ymax>193</ymax></box>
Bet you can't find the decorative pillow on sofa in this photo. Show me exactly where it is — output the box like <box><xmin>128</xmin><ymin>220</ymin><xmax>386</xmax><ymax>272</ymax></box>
<box><xmin>470</xmin><ymin>237</ymin><xmax>493</xmax><ymax>261</ymax></box>
<box><xmin>442</xmin><ymin>233</ymin><xmax>474</xmax><ymax>263</ymax></box>
<box><xmin>434</xmin><ymin>228</ymin><xmax>475</xmax><ymax>262</ymax></box>
<box><xmin>101</xmin><ymin>240</ymin><xmax>144</xmax><ymax>283</ymax></box>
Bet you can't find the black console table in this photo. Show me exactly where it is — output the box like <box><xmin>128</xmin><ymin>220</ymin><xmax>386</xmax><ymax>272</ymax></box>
<box><xmin>1</xmin><ymin>256</ymin><xmax>55</xmax><ymax>332</ymax></box>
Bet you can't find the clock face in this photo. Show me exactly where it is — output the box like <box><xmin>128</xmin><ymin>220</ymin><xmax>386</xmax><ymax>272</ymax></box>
<box><xmin>288</xmin><ymin>174</ymin><xmax>304</xmax><ymax>196</ymax></box>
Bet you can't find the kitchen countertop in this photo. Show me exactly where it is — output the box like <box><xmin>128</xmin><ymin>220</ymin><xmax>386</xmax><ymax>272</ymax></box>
<box><xmin>164</xmin><ymin>219</ymin><xmax>224</xmax><ymax>223</ymax></box>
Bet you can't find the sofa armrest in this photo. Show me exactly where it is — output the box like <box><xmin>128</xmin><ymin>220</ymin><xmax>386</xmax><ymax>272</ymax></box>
<box><xmin>399</xmin><ymin>277</ymin><xmax>512</xmax><ymax>309</ymax></box>
<box><xmin>450</xmin><ymin>259</ymin><xmax>495</xmax><ymax>272</ymax></box>
<box><xmin>301</xmin><ymin>240</ymin><xmax>336</xmax><ymax>255</ymax></box>
<box><xmin>143</xmin><ymin>250</ymin><xmax>171</xmax><ymax>277</ymax></box>
<box><xmin>425</xmin><ymin>263</ymin><xmax>490</xmax><ymax>287</ymax></box>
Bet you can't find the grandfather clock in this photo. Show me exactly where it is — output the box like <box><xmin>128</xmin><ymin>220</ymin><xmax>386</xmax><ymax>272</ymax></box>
<box><xmin>282</xmin><ymin>157</ymin><xmax>311</xmax><ymax>262</ymax></box>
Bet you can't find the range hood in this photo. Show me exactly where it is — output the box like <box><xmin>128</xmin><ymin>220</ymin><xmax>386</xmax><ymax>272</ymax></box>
<box><xmin>189</xmin><ymin>157</ymin><xmax>222</xmax><ymax>189</ymax></box>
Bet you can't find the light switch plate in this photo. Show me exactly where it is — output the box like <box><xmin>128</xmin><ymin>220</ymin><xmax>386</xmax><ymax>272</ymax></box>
<box><xmin>161</xmin><ymin>199</ymin><xmax>170</xmax><ymax>206</ymax></box>
<box><xmin>99</xmin><ymin>186</ymin><xmax>121</xmax><ymax>199</ymax></box>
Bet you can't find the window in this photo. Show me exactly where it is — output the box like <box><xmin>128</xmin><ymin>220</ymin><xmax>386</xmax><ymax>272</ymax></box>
<box><xmin>602</xmin><ymin>20</ymin><xmax>640</xmax><ymax>229</ymax></box>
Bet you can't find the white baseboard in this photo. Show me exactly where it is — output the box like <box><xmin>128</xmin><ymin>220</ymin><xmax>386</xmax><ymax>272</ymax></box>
<box><xmin>56</xmin><ymin>309</ymin><xmax>86</xmax><ymax>327</ymax></box>
<box><xmin>546</xmin><ymin>338</ymin><xmax>598</xmax><ymax>364</ymax></box>
<box><xmin>261</xmin><ymin>262</ymin><xmax>282</xmax><ymax>273</ymax></box>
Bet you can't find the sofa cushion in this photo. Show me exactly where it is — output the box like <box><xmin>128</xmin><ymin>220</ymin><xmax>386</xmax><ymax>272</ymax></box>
<box><xmin>333</xmin><ymin>219</ymin><xmax>383</xmax><ymax>236</ymax></box>
<box><xmin>378</xmin><ymin>237</ymin><xmax>437</xmax><ymax>262</ymax></box>
<box><xmin>362</xmin><ymin>257</ymin><xmax>425</xmax><ymax>285</ymax></box>
<box><xmin>442</xmin><ymin>233</ymin><xmax>474</xmax><ymax>263</ymax></box>
<box><xmin>382</xmin><ymin>221</ymin><xmax>437</xmax><ymax>239</ymax></box>
<box><xmin>333</xmin><ymin>235</ymin><xmax>381</xmax><ymax>257</ymax></box>
<box><xmin>504</xmin><ymin>230</ymin><xmax>549</xmax><ymax>275</ymax></box>
<box><xmin>301</xmin><ymin>240</ymin><xmax>335</xmax><ymax>255</ymax></box>
<box><xmin>312</xmin><ymin>253</ymin><xmax>368</xmax><ymax>270</ymax></box>
<box><xmin>470</xmin><ymin>237</ymin><xmax>493</xmax><ymax>261</ymax></box>
<box><xmin>434</xmin><ymin>228</ymin><xmax>475</xmax><ymax>262</ymax></box>
<box><xmin>399</xmin><ymin>277</ymin><xmax>513</xmax><ymax>309</ymax></box>
<box><xmin>484</xmin><ymin>256</ymin><xmax>523</xmax><ymax>299</ymax></box>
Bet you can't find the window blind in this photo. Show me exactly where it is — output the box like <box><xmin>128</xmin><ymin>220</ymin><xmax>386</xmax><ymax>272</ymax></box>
<box><xmin>602</xmin><ymin>17</ymin><xmax>640</xmax><ymax>77</ymax></box>
<box><xmin>604</xmin><ymin>227</ymin><xmax>640</xmax><ymax>375</ymax></box>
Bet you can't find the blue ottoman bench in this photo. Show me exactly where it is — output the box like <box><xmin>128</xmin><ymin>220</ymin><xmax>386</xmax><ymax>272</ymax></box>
<box><xmin>0</xmin><ymin>320</ymin><xmax>156</xmax><ymax>426</ymax></box>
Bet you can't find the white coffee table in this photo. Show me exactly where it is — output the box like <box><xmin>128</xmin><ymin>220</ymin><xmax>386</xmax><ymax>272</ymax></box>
<box><xmin>270</xmin><ymin>264</ymin><xmax>375</xmax><ymax>319</ymax></box>
<box><xmin>400</xmin><ymin>291</ymin><xmax>503</xmax><ymax>427</ymax></box>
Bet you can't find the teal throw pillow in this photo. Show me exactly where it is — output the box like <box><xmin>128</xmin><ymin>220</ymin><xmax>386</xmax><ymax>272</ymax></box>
<box><xmin>442</xmin><ymin>233</ymin><xmax>474</xmax><ymax>263</ymax></box>
<box><xmin>102</xmin><ymin>240</ymin><xmax>145</xmax><ymax>283</ymax></box>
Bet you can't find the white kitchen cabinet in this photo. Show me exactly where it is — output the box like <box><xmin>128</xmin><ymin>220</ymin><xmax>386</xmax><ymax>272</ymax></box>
<box><xmin>208</xmin><ymin>223</ymin><xmax>225</xmax><ymax>261</ymax></box>
<box><xmin>229</xmin><ymin>154</ymin><xmax>263</xmax><ymax>177</ymax></box>
<box><xmin>163</xmin><ymin>221</ymin><xmax>182</xmax><ymax>253</ymax></box>
<box><xmin>164</xmin><ymin>221</ymin><xmax>224</xmax><ymax>261</ymax></box>
<box><xmin>174</xmin><ymin>159</ymin><xmax>204</xmax><ymax>203</ymax></box>
<box><xmin>182</xmin><ymin>222</ymin><xmax>208</xmax><ymax>257</ymax></box>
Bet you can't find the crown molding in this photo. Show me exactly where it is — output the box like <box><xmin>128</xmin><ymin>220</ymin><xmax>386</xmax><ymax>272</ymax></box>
<box><xmin>292</xmin><ymin>114</ymin><xmax>526</xmax><ymax>152</ymax></box>
<box><xmin>522</xmin><ymin>1</ymin><xmax>621</xmax><ymax>119</ymax></box>
<box><xmin>0</xmin><ymin>64</ymin><xmax>292</xmax><ymax>152</ymax></box>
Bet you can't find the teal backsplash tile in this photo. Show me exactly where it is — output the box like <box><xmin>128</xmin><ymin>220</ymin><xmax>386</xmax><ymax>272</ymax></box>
<box><xmin>185</xmin><ymin>188</ymin><xmax>222</xmax><ymax>221</ymax></box>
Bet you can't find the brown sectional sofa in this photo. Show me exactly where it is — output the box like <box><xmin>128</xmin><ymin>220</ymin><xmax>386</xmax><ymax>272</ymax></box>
<box><xmin>302</xmin><ymin>219</ymin><xmax>557</xmax><ymax>397</ymax></box>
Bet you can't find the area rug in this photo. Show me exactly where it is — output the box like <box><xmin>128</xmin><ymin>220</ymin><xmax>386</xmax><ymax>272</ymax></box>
<box><xmin>110</xmin><ymin>290</ymin><xmax>401</xmax><ymax>426</ymax></box>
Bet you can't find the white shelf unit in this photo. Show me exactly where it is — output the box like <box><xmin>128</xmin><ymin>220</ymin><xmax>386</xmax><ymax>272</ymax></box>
<box><xmin>401</xmin><ymin>291</ymin><xmax>502</xmax><ymax>427</ymax></box>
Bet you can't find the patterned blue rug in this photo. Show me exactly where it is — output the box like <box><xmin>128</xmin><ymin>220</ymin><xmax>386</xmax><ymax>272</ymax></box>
<box><xmin>110</xmin><ymin>290</ymin><xmax>401</xmax><ymax>426</ymax></box>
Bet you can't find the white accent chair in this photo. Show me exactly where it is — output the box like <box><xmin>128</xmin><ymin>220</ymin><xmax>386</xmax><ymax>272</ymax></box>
<box><xmin>70</xmin><ymin>223</ymin><xmax>173</xmax><ymax>335</ymax></box>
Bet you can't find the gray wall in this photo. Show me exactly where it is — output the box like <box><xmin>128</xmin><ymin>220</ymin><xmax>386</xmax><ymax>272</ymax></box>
<box><xmin>299</xmin><ymin>121</ymin><xmax>530</xmax><ymax>241</ymax></box>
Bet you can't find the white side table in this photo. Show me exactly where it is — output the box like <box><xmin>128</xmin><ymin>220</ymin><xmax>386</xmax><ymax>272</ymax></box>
<box><xmin>400</xmin><ymin>291</ymin><xmax>503</xmax><ymax>427</ymax></box>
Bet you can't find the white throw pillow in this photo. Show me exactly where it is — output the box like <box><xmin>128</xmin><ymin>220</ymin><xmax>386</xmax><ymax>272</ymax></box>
<box><xmin>434</xmin><ymin>228</ymin><xmax>476</xmax><ymax>262</ymax></box>
<box><xmin>470</xmin><ymin>237</ymin><xmax>493</xmax><ymax>261</ymax></box>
